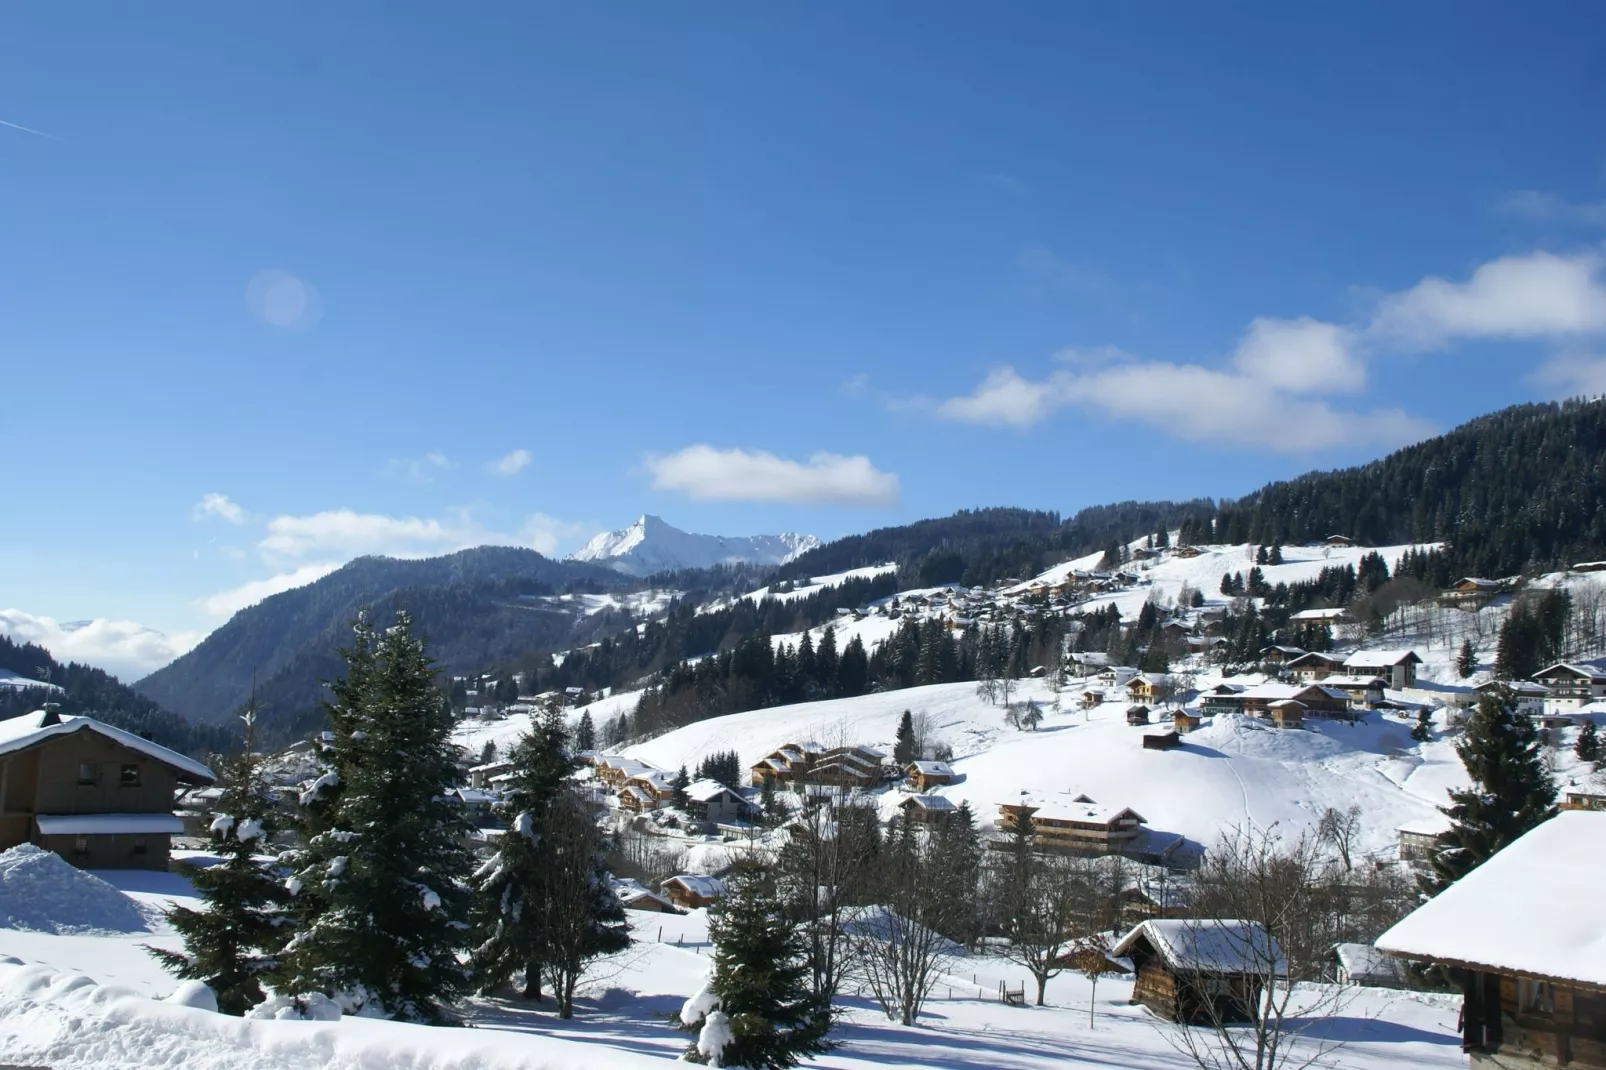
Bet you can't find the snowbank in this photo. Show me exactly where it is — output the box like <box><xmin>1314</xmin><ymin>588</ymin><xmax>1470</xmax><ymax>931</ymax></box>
<box><xmin>0</xmin><ymin>960</ymin><xmax>672</xmax><ymax>1070</ymax></box>
<box><xmin>0</xmin><ymin>844</ymin><xmax>149</xmax><ymax>934</ymax></box>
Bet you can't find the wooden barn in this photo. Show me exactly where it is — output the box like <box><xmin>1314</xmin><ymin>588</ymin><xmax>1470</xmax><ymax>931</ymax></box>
<box><xmin>661</xmin><ymin>874</ymin><xmax>728</xmax><ymax>911</ymax></box>
<box><xmin>1173</xmin><ymin>710</ymin><xmax>1203</xmax><ymax>735</ymax></box>
<box><xmin>1112</xmin><ymin>919</ymin><xmax>1285</xmax><ymax>1024</ymax></box>
<box><xmin>1126</xmin><ymin>705</ymin><xmax>1151</xmax><ymax>726</ymax></box>
<box><xmin>1379</xmin><ymin>812</ymin><xmax>1606</xmax><ymax>1068</ymax></box>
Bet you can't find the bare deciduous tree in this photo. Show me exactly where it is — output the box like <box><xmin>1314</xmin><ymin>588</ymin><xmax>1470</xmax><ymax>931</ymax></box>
<box><xmin>848</xmin><ymin>820</ymin><xmax>960</xmax><ymax>1026</ymax></box>
<box><xmin>991</xmin><ymin>847</ymin><xmax>1093</xmax><ymax>1005</ymax></box>
<box><xmin>1315</xmin><ymin>805</ymin><xmax>1361</xmax><ymax>872</ymax></box>
<box><xmin>775</xmin><ymin>788</ymin><xmax>879</xmax><ymax>1005</ymax></box>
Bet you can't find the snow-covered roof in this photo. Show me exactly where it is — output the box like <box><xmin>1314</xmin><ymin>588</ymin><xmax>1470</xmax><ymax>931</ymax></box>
<box><xmin>628</xmin><ymin>769</ymin><xmax>676</xmax><ymax>791</ymax></box>
<box><xmin>1343</xmin><ymin>649</ymin><xmax>1422</xmax><ymax>667</ymax></box>
<box><xmin>1321</xmin><ymin>674</ymin><xmax>1386</xmax><ymax>688</ymax></box>
<box><xmin>1376</xmin><ymin>812</ymin><xmax>1606</xmax><ymax>988</ymax></box>
<box><xmin>1113</xmin><ymin>919</ymin><xmax>1286</xmax><ymax>975</ymax></box>
<box><xmin>907</xmin><ymin>760</ymin><xmax>953</xmax><ymax>776</ymax></box>
<box><xmin>35</xmin><ymin>813</ymin><xmax>185</xmax><ymax>836</ymax></box>
<box><xmin>452</xmin><ymin>787</ymin><xmax>497</xmax><ymax>804</ymax></box>
<box><xmin>663</xmin><ymin>874</ymin><xmax>727</xmax><ymax>899</ymax></box>
<box><xmin>1288</xmin><ymin>608</ymin><xmax>1348</xmax><ymax>621</ymax></box>
<box><xmin>1015</xmin><ymin>796</ymin><xmax>1144</xmax><ymax>826</ymax></box>
<box><xmin>683</xmin><ymin>778</ymin><xmax>741</xmax><ymax>803</ymax></box>
<box><xmin>1476</xmin><ymin>680</ymin><xmax>1549</xmax><ymax>696</ymax></box>
<box><xmin>0</xmin><ymin>711</ymin><xmax>214</xmax><ymax>784</ymax></box>
<box><xmin>1130</xmin><ymin>673</ymin><xmax>1169</xmax><ymax>686</ymax></box>
<box><xmin>1395</xmin><ymin>815</ymin><xmax>1452</xmax><ymax>836</ymax></box>
<box><xmin>1333</xmin><ymin>942</ymin><xmax>1404</xmax><ymax>983</ymax></box>
<box><xmin>900</xmin><ymin>794</ymin><xmax>956</xmax><ymax>811</ymax></box>
<box><xmin>1534</xmin><ymin>661</ymin><xmax>1606</xmax><ymax>682</ymax></box>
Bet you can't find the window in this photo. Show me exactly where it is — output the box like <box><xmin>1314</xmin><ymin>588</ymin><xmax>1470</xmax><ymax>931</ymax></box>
<box><xmin>1518</xmin><ymin>978</ymin><xmax>1556</xmax><ymax>1014</ymax></box>
<box><xmin>73</xmin><ymin>836</ymin><xmax>89</xmax><ymax>855</ymax></box>
<box><xmin>131</xmin><ymin>836</ymin><xmax>147</xmax><ymax>856</ymax></box>
<box><xmin>77</xmin><ymin>762</ymin><xmax>96</xmax><ymax>786</ymax></box>
<box><xmin>119</xmin><ymin>763</ymin><xmax>141</xmax><ymax>787</ymax></box>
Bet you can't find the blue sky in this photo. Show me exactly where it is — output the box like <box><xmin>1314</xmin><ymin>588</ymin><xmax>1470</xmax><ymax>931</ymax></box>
<box><xmin>5</xmin><ymin>3</ymin><xmax>1606</xmax><ymax>679</ymax></box>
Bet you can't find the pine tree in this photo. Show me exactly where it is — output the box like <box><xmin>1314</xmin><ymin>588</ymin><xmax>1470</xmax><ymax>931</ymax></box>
<box><xmin>1255</xmin><ymin>545</ymin><xmax>1269</xmax><ymax>566</ymax></box>
<box><xmin>469</xmin><ymin>707</ymin><xmax>576</xmax><ymax>1000</ymax></box>
<box><xmin>679</xmin><ymin>859</ymin><xmax>830</xmax><ymax>1068</ymax></box>
<box><xmin>1410</xmin><ymin>709</ymin><xmax>1432</xmax><ymax>743</ymax></box>
<box><xmin>1457</xmin><ymin>639</ymin><xmax>1477</xmax><ymax>679</ymax></box>
<box><xmin>1576</xmin><ymin>720</ymin><xmax>1602</xmax><ymax>764</ymax></box>
<box><xmin>893</xmin><ymin>710</ymin><xmax>917</xmax><ymax>766</ymax></box>
<box><xmin>1424</xmin><ymin>693</ymin><xmax>1557</xmax><ymax>897</ymax></box>
<box><xmin>672</xmin><ymin>765</ymin><xmax>692</xmax><ymax>810</ymax></box>
<box><xmin>1268</xmin><ymin>544</ymin><xmax>1284</xmax><ymax>565</ymax></box>
<box><xmin>279</xmin><ymin>612</ymin><xmax>475</xmax><ymax>1021</ymax></box>
<box><xmin>149</xmin><ymin>707</ymin><xmax>289</xmax><ymax>1014</ymax></box>
<box><xmin>574</xmin><ymin>710</ymin><xmax>596</xmax><ymax>752</ymax></box>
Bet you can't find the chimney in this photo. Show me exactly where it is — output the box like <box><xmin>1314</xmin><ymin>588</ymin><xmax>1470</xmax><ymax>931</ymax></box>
<box><xmin>39</xmin><ymin>702</ymin><xmax>62</xmax><ymax>727</ymax></box>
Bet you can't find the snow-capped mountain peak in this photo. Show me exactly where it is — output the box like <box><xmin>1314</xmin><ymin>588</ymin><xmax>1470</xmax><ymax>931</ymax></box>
<box><xmin>569</xmin><ymin>515</ymin><xmax>820</xmax><ymax>576</ymax></box>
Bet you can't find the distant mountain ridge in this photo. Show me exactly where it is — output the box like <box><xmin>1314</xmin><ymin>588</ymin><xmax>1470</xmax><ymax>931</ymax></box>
<box><xmin>569</xmin><ymin>514</ymin><xmax>820</xmax><ymax>576</ymax></box>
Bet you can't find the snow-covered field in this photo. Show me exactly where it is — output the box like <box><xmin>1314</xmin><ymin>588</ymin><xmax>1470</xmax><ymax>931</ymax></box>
<box><xmin>0</xmin><ymin>864</ymin><xmax>1466</xmax><ymax>1070</ymax></box>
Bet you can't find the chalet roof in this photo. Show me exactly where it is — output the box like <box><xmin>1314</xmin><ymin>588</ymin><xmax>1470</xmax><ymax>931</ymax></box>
<box><xmin>1288</xmin><ymin>609</ymin><xmax>1349</xmax><ymax>622</ymax></box>
<box><xmin>1130</xmin><ymin>673</ymin><xmax>1169</xmax><ymax>686</ymax></box>
<box><xmin>663</xmin><ymin>874</ymin><xmax>727</xmax><ymax>899</ymax></box>
<box><xmin>900</xmin><ymin>794</ymin><xmax>956</xmax><ymax>811</ymax></box>
<box><xmin>1260</xmin><ymin>645</ymin><xmax>1307</xmax><ymax>656</ymax></box>
<box><xmin>619</xmin><ymin>785</ymin><xmax>653</xmax><ymax>804</ymax></box>
<box><xmin>1475</xmin><ymin>680</ymin><xmax>1549</xmax><ymax>696</ymax></box>
<box><xmin>0</xmin><ymin>710</ymin><xmax>214</xmax><ymax>784</ymax></box>
<box><xmin>1011</xmin><ymin>796</ymin><xmax>1146</xmax><ymax>827</ymax></box>
<box><xmin>35</xmin><ymin>812</ymin><xmax>186</xmax><ymax>836</ymax></box>
<box><xmin>684</xmin><ymin>778</ymin><xmax>741</xmax><ymax>804</ymax></box>
<box><xmin>906</xmin><ymin>760</ymin><xmax>953</xmax><ymax>777</ymax></box>
<box><xmin>1343</xmin><ymin>649</ymin><xmax>1422</xmax><ymax>668</ymax></box>
<box><xmin>611</xmin><ymin>877</ymin><xmax>678</xmax><ymax>911</ymax></box>
<box><xmin>628</xmin><ymin>770</ymin><xmax>676</xmax><ymax>791</ymax></box>
<box><xmin>1266</xmin><ymin>699</ymin><xmax>1305</xmax><ymax>710</ymax></box>
<box><xmin>451</xmin><ymin>787</ymin><xmax>497</xmax><ymax>805</ymax></box>
<box><xmin>1455</xmin><ymin>577</ymin><xmax>1502</xmax><ymax>589</ymax></box>
<box><xmin>605</xmin><ymin>758</ymin><xmax>653</xmax><ymax>778</ymax></box>
<box><xmin>1376</xmin><ymin>812</ymin><xmax>1606</xmax><ymax>989</ymax></box>
<box><xmin>1113</xmin><ymin>919</ymin><xmax>1286</xmax><ymax>975</ymax></box>
<box><xmin>1285</xmin><ymin>651</ymin><xmax>1344</xmax><ymax>667</ymax></box>
<box><xmin>1332</xmin><ymin>942</ymin><xmax>1405</xmax><ymax>984</ymax></box>
<box><xmin>1533</xmin><ymin>661</ymin><xmax>1606</xmax><ymax>683</ymax></box>
<box><xmin>1320</xmin><ymin>674</ymin><xmax>1386</xmax><ymax>689</ymax></box>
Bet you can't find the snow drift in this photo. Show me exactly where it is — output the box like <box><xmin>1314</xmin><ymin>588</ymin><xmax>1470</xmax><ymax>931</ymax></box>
<box><xmin>0</xmin><ymin>844</ymin><xmax>149</xmax><ymax>934</ymax></box>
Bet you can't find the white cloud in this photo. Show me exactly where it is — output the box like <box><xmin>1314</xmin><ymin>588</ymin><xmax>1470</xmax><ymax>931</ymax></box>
<box><xmin>383</xmin><ymin>451</ymin><xmax>454</xmax><ymax>484</ymax></box>
<box><xmin>1371</xmin><ymin>251</ymin><xmax>1606</xmax><ymax>349</ymax></box>
<box><xmin>1231</xmin><ymin>317</ymin><xmax>1364</xmax><ymax>394</ymax></box>
<box><xmin>0</xmin><ymin>609</ymin><xmax>201</xmax><ymax>682</ymax></box>
<box><xmin>520</xmin><ymin>514</ymin><xmax>598</xmax><ymax>557</ymax></box>
<box><xmin>645</xmin><ymin>445</ymin><xmax>900</xmax><ymax>506</ymax></box>
<box><xmin>936</xmin><ymin>367</ymin><xmax>1064</xmax><ymax>428</ymax></box>
<box><xmin>487</xmin><ymin>448</ymin><xmax>533</xmax><ymax>476</ymax></box>
<box><xmin>191</xmin><ymin>492</ymin><xmax>246</xmax><ymax>524</ymax></box>
<box><xmin>259</xmin><ymin>508</ymin><xmax>489</xmax><ymax>564</ymax></box>
<box><xmin>245</xmin><ymin>269</ymin><xmax>322</xmax><ymax>331</ymax></box>
<box><xmin>198</xmin><ymin>562</ymin><xmax>344</xmax><ymax>619</ymax></box>
<box><xmin>1500</xmin><ymin>190</ymin><xmax>1606</xmax><ymax>228</ymax></box>
<box><xmin>1529</xmin><ymin>352</ymin><xmax>1606</xmax><ymax>398</ymax></box>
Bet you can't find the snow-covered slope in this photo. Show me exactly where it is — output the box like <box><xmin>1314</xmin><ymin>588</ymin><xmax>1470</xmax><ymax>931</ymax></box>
<box><xmin>569</xmin><ymin>515</ymin><xmax>820</xmax><ymax>576</ymax></box>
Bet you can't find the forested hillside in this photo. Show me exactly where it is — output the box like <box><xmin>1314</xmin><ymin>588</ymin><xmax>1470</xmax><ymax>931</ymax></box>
<box><xmin>0</xmin><ymin>634</ymin><xmax>232</xmax><ymax>757</ymax></box>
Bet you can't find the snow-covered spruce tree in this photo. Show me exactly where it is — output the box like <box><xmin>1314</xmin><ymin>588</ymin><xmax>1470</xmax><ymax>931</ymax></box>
<box><xmin>1576</xmin><ymin>719</ymin><xmax>1602</xmax><ymax>764</ymax></box>
<box><xmin>469</xmin><ymin>706</ymin><xmax>576</xmax><ymax>1001</ymax></box>
<box><xmin>1423</xmin><ymin>692</ymin><xmax>1557</xmax><ymax>897</ymax></box>
<box><xmin>149</xmin><ymin>708</ymin><xmax>289</xmax><ymax>1014</ymax></box>
<box><xmin>680</xmin><ymin>859</ymin><xmax>830</xmax><ymax>1068</ymax></box>
<box><xmin>278</xmin><ymin>611</ymin><xmax>474</xmax><ymax>1021</ymax></box>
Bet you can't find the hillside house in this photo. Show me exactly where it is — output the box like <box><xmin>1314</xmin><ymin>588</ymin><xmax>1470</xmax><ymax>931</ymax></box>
<box><xmin>1323</xmin><ymin>535</ymin><xmax>1356</xmax><ymax>547</ymax></box>
<box><xmin>808</xmin><ymin>745</ymin><xmax>886</xmax><ymax>788</ymax></box>
<box><xmin>1208</xmin><ymin>683</ymin><xmax>1350</xmax><ymax>720</ymax></box>
<box><xmin>593</xmin><ymin>755</ymin><xmax>656</xmax><ymax>789</ymax></box>
<box><xmin>1377</xmin><ymin>812</ymin><xmax>1606</xmax><ymax>1069</ymax></box>
<box><xmin>1174</xmin><ymin>710</ymin><xmax>1203</xmax><ymax>735</ymax></box>
<box><xmin>612</xmin><ymin>878</ymin><xmax>680</xmax><ymax>914</ymax></box>
<box><xmin>1127</xmin><ymin>673</ymin><xmax>1170</xmax><ymax>704</ymax></box>
<box><xmin>1113</xmin><ymin>919</ymin><xmax>1285</xmax><ymax>1024</ymax></box>
<box><xmin>995</xmin><ymin>797</ymin><xmax>1146</xmax><ymax>857</ymax></box>
<box><xmin>904</xmin><ymin>760</ymin><xmax>955</xmax><ymax>792</ymax></box>
<box><xmin>748</xmin><ymin>740</ymin><xmax>825</xmax><ymax>787</ymax></box>
<box><xmin>1126</xmin><ymin>705</ymin><xmax>1151</xmax><ymax>726</ymax></box>
<box><xmin>662</xmin><ymin>874</ymin><xmax>728</xmax><ymax>911</ymax></box>
<box><xmin>1080</xmin><ymin>689</ymin><xmax>1106</xmax><ymax>710</ymax></box>
<box><xmin>1331</xmin><ymin>943</ymin><xmax>1408</xmax><ymax>988</ymax></box>
<box><xmin>1099</xmin><ymin>666</ymin><xmax>1139</xmax><ymax>688</ymax></box>
<box><xmin>1286</xmin><ymin>651</ymin><xmax>1345</xmax><ymax>682</ymax></box>
<box><xmin>1288</xmin><ymin>607</ymin><xmax>1352</xmax><ymax>626</ymax></box>
<box><xmin>1321</xmin><ymin>674</ymin><xmax>1387</xmax><ymax>709</ymax></box>
<box><xmin>1174</xmin><ymin>545</ymin><xmax>1203</xmax><ymax>559</ymax></box>
<box><xmin>1143</xmin><ymin>730</ymin><xmax>1180</xmax><ymax>750</ymax></box>
<box><xmin>449</xmin><ymin>787</ymin><xmax>498</xmax><ymax>825</ymax></box>
<box><xmin>1532</xmin><ymin>663</ymin><xmax>1606</xmax><ymax>710</ymax></box>
<box><xmin>1259</xmin><ymin>645</ymin><xmax>1307</xmax><ymax>669</ymax></box>
<box><xmin>683</xmin><ymin>779</ymin><xmax>749</xmax><ymax>824</ymax></box>
<box><xmin>468</xmin><ymin>760</ymin><xmax>513</xmax><ymax>790</ymax></box>
<box><xmin>1266</xmin><ymin>699</ymin><xmax>1305</xmax><ymax>729</ymax></box>
<box><xmin>898</xmin><ymin>794</ymin><xmax>957</xmax><ymax>824</ymax></box>
<box><xmin>1396</xmin><ymin>816</ymin><xmax>1450</xmax><ymax>869</ymax></box>
<box><xmin>1343</xmin><ymin>649</ymin><xmax>1422</xmax><ymax>689</ymax></box>
<box><xmin>1476</xmin><ymin>680</ymin><xmax>1549</xmax><ymax>716</ymax></box>
<box><xmin>1562</xmin><ymin>790</ymin><xmax>1606</xmax><ymax>812</ymax></box>
<box><xmin>1071</xmin><ymin>652</ymin><xmax>1112</xmax><ymax>675</ymax></box>
<box><xmin>0</xmin><ymin>708</ymin><xmax>216</xmax><ymax>869</ymax></box>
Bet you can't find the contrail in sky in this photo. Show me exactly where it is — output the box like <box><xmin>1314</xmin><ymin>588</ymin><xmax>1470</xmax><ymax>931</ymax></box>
<box><xmin>0</xmin><ymin>117</ymin><xmax>61</xmax><ymax>140</ymax></box>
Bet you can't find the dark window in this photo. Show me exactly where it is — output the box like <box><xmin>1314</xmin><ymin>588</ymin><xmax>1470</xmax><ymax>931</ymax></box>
<box><xmin>77</xmin><ymin>762</ymin><xmax>96</xmax><ymax>786</ymax></box>
<box><xmin>131</xmin><ymin>836</ymin><xmax>148</xmax><ymax>856</ymax></box>
<box><xmin>73</xmin><ymin>835</ymin><xmax>89</xmax><ymax>855</ymax></box>
<box><xmin>119</xmin><ymin>763</ymin><xmax>141</xmax><ymax>787</ymax></box>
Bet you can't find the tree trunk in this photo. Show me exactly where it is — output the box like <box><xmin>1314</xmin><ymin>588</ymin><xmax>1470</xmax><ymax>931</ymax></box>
<box><xmin>1036</xmin><ymin>973</ymin><xmax>1047</xmax><ymax>1006</ymax></box>
<box><xmin>1089</xmin><ymin>976</ymin><xmax>1097</xmax><ymax>1028</ymax></box>
<box><xmin>521</xmin><ymin>960</ymin><xmax>543</xmax><ymax>1001</ymax></box>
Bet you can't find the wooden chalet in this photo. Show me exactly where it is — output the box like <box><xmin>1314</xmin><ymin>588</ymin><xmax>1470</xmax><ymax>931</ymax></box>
<box><xmin>1331</xmin><ymin>943</ymin><xmax>1407</xmax><ymax>988</ymax></box>
<box><xmin>1259</xmin><ymin>645</ymin><xmax>1307</xmax><ymax>669</ymax></box>
<box><xmin>1266</xmin><ymin>699</ymin><xmax>1304</xmax><ymax>729</ymax></box>
<box><xmin>995</xmin><ymin>797</ymin><xmax>1146</xmax><ymax>856</ymax></box>
<box><xmin>1142</xmin><ymin>730</ymin><xmax>1180</xmax><ymax>750</ymax></box>
<box><xmin>898</xmin><ymin>793</ymin><xmax>957</xmax><ymax>824</ymax></box>
<box><xmin>1173</xmin><ymin>710</ymin><xmax>1203</xmax><ymax>735</ymax></box>
<box><xmin>0</xmin><ymin>708</ymin><xmax>216</xmax><ymax>870</ymax></box>
<box><xmin>661</xmin><ymin>874</ymin><xmax>728</xmax><ymax>911</ymax></box>
<box><xmin>1562</xmin><ymin>790</ymin><xmax>1606</xmax><ymax>812</ymax></box>
<box><xmin>1342</xmin><ymin>649</ymin><xmax>1422</xmax><ymax>689</ymax></box>
<box><xmin>683</xmin><ymin>779</ymin><xmax>750</xmax><ymax>824</ymax></box>
<box><xmin>904</xmin><ymin>760</ymin><xmax>955</xmax><ymax>792</ymax></box>
<box><xmin>1532</xmin><ymin>663</ymin><xmax>1606</xmax><ymax>709</ymax></box>
<box><xmin>1320</xmin><ymin>674</ymin><xmax>1387</xmax><ymax>709</ymax></box>
<box><xmin>1127</xmin><ymin>673</ymin><xmax>1170</xmax><ymax>704</ymax></box>
<box><xmin>1080</xmin><ymin>689</ymin><xmax>1107</xmax><ymax>710</ymax></box>
<box><xmin>1285</xmin><ymin>651</ymin><xmax>1345</xmax><ymax>683</ymax></box>
<box><xmin>619</xmin><ymin>768</ymin><xmax>676</xmax><ymax>812</ymax></box>
<box><xmin>612</xmin><ymin>878</ymin><xmax>681</xmax><ymax>914</ymax></box>
<box><xmin>748</xmin><ymin>740</ymin><xmax>825</xmax><ymax>787</ymax></box>
<box><xmin>1396</xmin><ymin>816</ymin><xmax>1450</xmax><ymax>869</ymax></box>
<box><xmin>1378</xmin><ymin>812</ymin><xmax>1606</xmax><ymax>1069</ymax></box>
<box><xmin>1126</xmin><ymin>705</ymin><xmax>1151</xmax><ymax>726</ymax></box>
<box><xmin>1205</xmin><ymin>683</ymin><xmax>1349</xmax><ymax>720</ymax></box>
<box><xmin>1323</xmin><ymin>534</ymin><xmax>1356</xmax><ymax>547</ymax></box>
<box><xmin>594</xmin><ymin>755</ymin><xmax>656</xmax><ymax>789</ymax></box>
<box><xmin>1113</xmin><ymin>919</ymin><xmax>1285</xmax><ymax>1024</ymax></box>
<box><xmin>808</xmin><ymin>744</ymin><xmax>887</xmax><ymax>788</ymax></box>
